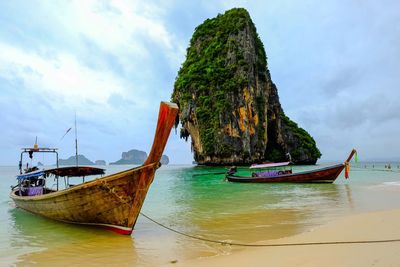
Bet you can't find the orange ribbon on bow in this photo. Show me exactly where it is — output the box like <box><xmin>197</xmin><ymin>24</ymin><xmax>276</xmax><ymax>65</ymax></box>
<box><xmin>344</xmin><ymin>162</ymin><xmax>350</xmax><ymax>179</ymax></box>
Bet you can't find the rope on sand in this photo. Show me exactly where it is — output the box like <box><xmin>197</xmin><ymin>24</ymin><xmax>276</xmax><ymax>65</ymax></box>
<box><xmin>140</xmin><ymin>212</ymin><xmax>400</xmax><ymax>247</ymax></box>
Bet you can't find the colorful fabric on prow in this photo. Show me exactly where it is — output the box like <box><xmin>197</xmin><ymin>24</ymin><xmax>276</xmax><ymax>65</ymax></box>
<box><xmin>345</xmin><ymin>162</ymin><xmax>350</xmax><ymax>179</ymax></box>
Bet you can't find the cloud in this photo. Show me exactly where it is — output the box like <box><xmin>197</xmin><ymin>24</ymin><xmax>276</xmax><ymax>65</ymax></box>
<box><xmin>0</xmin><ymin>0</ymin><xmax>184</xmax><ymax>105</ymax></box>
<box><xmin>330</xmin><ymin>94</ymin><xmax>400</xmax><ymax>128</ymax></box>
<box><xmin>0</xmin><ymin>0</ymin><xmax>189</xmax><ymax>164</ymax></box>
<box><xmin>1</xmin><ymin>0</ymin><xmax>400</xmax><ymax>164</ymax></box>
<box><xmin>320</xmin><ymin>67</ymin><xmax>364</xmax><ymax>97</ymax></box>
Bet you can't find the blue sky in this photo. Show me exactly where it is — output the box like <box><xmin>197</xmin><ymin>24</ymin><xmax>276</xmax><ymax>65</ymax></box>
<box><xmin>1</xmin><ymin>0</ymin><xmax>399</xmax><ymax>165</ymax></box>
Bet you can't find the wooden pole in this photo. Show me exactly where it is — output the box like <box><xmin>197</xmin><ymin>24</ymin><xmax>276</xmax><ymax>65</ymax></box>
<box><xmin>75</xmin><ymin>112</ymin><xmax>78</xmax><ymax>167</ymax></box>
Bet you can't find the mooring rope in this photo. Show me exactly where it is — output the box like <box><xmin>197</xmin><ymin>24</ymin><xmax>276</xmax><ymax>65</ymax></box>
<box><xmin>140</xmin><ymin>212</ymin><xmax>400</xmax><ymax>247</ymax></box>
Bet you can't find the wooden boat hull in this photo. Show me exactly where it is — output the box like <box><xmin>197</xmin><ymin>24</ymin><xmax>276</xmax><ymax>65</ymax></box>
<box><xmin>11</xmin><ymin>163</ymin><xmax>158</xmax><ymax>234</ymax></box>
<box><xmin>10</xmin><ymin>102</ymin><xmax>179</xmax><ymax>234</ymax></box>
<box><xmin>226</xmin><ymin>164</ymin><xmax>345</xmax><ymax>183</ymax></box>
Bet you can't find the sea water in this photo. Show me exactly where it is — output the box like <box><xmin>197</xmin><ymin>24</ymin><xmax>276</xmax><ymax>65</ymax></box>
<box><xmin>1</xmin><ymin>163</ymin><xmax>400</xmax><ymax>266</ymax></box>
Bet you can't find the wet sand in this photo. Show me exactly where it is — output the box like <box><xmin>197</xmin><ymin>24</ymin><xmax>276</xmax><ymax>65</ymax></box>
<box><xmin>165</xmin><ymin>209</ymin><xmax>400</xmax><ymax>267</ymax></box>
<box><xmin>15</xmin><ymin>234</ymin><xmax>139</xmax><ymax>267</ymax></box>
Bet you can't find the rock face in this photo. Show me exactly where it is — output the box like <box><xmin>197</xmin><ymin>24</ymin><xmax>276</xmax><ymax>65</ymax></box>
<box><xmin>172</xmin><ymin>8</ymin><xmax>321</xmax><ymax>165</ymax></box>
<box><xmin>59</xmin><ymin>155</ymin><xmax>95</xmax><ymax>166</ymax></box>
<box><xmin>110</xmin><ymin>149</ymin><xmax>170</xmax><ymax>165</ymax></box>
<box><xmin>161</xmin><ymin>155</ymin><xmax>170</xmax><ymax>165</ymax></box>
<box><xmin>95</xmin><ymin>160</ymin><xmax>106</xmax><ymax>165</ymax></box>
<box><xmin>110</xmin><ymin>149</ymin><xmax>147</xmax><ymax>165</ymax></box>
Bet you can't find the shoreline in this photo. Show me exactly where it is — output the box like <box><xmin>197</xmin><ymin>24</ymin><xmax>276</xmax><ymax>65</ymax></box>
<box><xmin>164</xmin><ymin>209</ymin><xmax>400</xmax><ymax>267</ymax></box>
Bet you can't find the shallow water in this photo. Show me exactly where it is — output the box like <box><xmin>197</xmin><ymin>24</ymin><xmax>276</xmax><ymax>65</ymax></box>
<box><xmin>1</xmin><ymin>163</ymin><xmax>400</xmax><ymax>266</ymax></box>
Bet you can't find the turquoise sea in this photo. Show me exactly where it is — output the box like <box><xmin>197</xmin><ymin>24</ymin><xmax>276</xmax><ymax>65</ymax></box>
<box><xmin>1</xmin><ymin>163</ymin><xmax>400</xmax><ymax>266</ymax></box>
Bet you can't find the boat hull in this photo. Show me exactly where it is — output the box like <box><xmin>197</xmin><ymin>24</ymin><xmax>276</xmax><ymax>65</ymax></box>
<box><xmin>226</xmin><ymin>164</ymin><xmax>345</xmax><ymax>183</ymax></box>
<box><xmin>10</xmin><ymin>101</ymin><xmax>179</xmax><ymax>234</ymax></box>
<box><xmin>11</xmin><ymin>163</ymin><xmax>158</xmax><ymax>234</ymax></box>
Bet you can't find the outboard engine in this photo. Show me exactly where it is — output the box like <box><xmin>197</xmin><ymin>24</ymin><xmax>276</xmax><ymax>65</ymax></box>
<box><xmin>227</xmin><ymin>166</ymin><xmax>237</xmax><ymax>175</ymax></box>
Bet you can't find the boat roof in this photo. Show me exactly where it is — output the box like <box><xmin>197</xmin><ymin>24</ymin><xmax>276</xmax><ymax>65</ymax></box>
<box><xmin>21</xmin><ymin>147</ymin><xmax>58</xmax><ymax>152</ymax></box>
<box><xmin>45</xmin><ymin>166</ymin><xmax>105</xmax><ymax>177</ymax></box>
<box><xmin>250</xmin><ymin>161</ymin><xmax>291</xmax><ymax>169</ymax></box>
<box><xmin>16</xmin><ymin>170</ymin><xmax>45</xmax><ymax>180</ymax></box>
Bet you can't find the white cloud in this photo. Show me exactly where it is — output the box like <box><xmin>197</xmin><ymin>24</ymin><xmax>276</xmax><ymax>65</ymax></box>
<box><xmin>0</xmin><ymin>42</ymin><xmax>124</xmax><ymax>106</ymax></box>
<box><xmin>50</xmin><ymin>0</ymin><xmax>183</xmax><ymax>68</ymax></box>
<box><xmin>0</xmin><ymin>0</ymin><xmax>185</xmax><ymax>114</ymax></box>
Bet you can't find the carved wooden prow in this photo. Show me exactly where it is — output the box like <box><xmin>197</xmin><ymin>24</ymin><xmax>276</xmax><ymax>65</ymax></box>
<box><xmin>144</xmin><ymin>102</ymin><xmax>179</xmax><ymax>166</ymax></box>
<box><xmin>345</xmin><ymin>149</ymin><xmax>357</xmax><ymax>163</ymax></box>
<box><xmin>128</xmin><ymin>102</ymin><xmax>179</xmax><ymax>230</ymax></box>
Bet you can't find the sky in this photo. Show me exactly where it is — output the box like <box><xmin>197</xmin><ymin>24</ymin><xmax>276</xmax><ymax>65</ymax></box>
<box><xmin>1</xmin><ymin>0</ymin><xmax>399</xmax><ymax>165</ymax></box>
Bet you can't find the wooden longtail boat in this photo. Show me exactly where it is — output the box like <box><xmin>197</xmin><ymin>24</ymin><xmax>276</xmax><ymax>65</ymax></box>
<box><xmin>226</xmin><ymin>149</ymin><xmax>357</xmax><ymax>183</ymax></box>
<box><xmin>10</xmin><ymin>102</ymin><xmax>178</xmax><ymax>235</ymax></box>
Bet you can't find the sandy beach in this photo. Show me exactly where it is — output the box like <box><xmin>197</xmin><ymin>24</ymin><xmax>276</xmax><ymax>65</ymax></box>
<box><xmin>165</xmin><ymin>209</ymin><xmax>400</xmax><ymax>267</ymax></box>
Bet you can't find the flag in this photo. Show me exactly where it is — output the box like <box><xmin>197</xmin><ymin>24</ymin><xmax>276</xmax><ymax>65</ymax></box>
<box><xmin>60</xmin><ymin>127</ymin><xmax>72</xmax><ymax>141</ymax></box>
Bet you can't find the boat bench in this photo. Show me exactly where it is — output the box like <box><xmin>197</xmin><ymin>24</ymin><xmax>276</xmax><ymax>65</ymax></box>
<box><xmin>27</xmin><ymin>186</ymin><xmax>43</xmax><ymax>196</ymax></box>
<box><xmin>253</xmin><ymin>170</ymin><xmax>281</xmax><ymax>177</ymax></box>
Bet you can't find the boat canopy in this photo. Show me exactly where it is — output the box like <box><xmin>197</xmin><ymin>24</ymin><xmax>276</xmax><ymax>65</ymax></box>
<box><xmin>45</xmin><ymin>166</ymin><xmax>105</xmax><ymax>177</ymax></box>
<box><xmin>16</xmin><ymin>170</ymin><xmax>45</xmax><ymax>180</ymax></box>
<box><xmin>250</xmin><ymin>161</ymin><xmax>291</xmax><ymax>169</ymax></box>
<box><xmin>16</xmin><ymin>166</ymin><xmax>104</xmax><ymax>180</ymax></box>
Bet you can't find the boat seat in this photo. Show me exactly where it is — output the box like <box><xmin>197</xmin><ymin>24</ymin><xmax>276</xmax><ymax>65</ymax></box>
<box><xmin>27</xmin><ymin>186</ymin><xmax>43</xmax><ymax>196</ymax></box>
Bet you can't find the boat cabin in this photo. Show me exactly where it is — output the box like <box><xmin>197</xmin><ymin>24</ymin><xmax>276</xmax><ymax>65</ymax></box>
<box><xmin>13</xmin><ymin>147</ymin><xmax>105</xmax><ymax>196</ymax></box>
<box><xmin>250</xmin><ymin>161</ymin><xmax>292</xmax><ymax>178</ymax></box>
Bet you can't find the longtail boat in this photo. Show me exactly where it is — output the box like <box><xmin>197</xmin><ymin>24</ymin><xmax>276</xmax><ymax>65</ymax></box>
<box><xmin>226</xmin><ymin>149</ymin><xmax>357</xmax><ymax>183</ymax></box>
<box><xmin>10</xmin><ymin>101</ymin><xmax>178</xmax><ymax>235</ymax></box>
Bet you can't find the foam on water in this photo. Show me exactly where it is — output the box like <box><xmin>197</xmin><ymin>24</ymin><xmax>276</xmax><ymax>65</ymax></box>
<box><xmin>382</xmin><ymin>181</ymin><xmax>400</xmax><ymax>186</ymax></box>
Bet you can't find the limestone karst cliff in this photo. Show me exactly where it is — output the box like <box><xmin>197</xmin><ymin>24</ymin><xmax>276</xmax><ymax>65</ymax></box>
<box><xmin>110</xmin><ymin>149</ymin><xmax>170</xmax><ymax>165</ymax></box>
<box><xmin>172</xmin><ymin>8</ymin><xmax>321</xmax><ymax>165</ymax></box>
<box><xmin>58</xmin><ymin>155</ymin><xmax>95</xmax><ymax>166</ymax></box>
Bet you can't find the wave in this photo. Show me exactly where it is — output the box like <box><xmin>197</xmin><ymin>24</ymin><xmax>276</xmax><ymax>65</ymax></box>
<box><xmin>382</xmin><ymin>181</ymin><xmax>400</xmax><ymax>186</ymax></box>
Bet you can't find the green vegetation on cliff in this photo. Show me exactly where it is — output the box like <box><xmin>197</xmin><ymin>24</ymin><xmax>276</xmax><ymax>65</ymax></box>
<box><xmin>172</xmin><ymin>7</ymin><xmax>321</xmax><ymax>165</ymax></box>
<box><xmin>281</xmin><ymin>113</ymin><xmax>322</xmax><ymax>162</ymax></box>
<box><xmin>173</xmin><ymin>8</ymin><xmax>265</xmax><ymax>155</ymax></box>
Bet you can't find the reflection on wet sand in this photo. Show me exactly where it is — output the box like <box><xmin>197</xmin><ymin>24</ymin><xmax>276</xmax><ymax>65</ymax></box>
<box><xmin>9</xmin><ymin>207</ymin><xmax>219</xmax><ymax>267</ymax></box>
<box><xmin>345</xmin><ymin>184</ymin><xmax>355</xmax><ymax>210</ymax></box>
<box><xmin>17</xmin><ymin>235</ymin><xmax>137</xmax><ymax>267</ymax></box>
<box><xmin>9</xmin><ymin>208</ymin><xmax>138</xmax><ymax>266</ymax></box>
<box><xmin>170</xmin><ymin>169</ymin><xmax>346</xmax><ymax>246</ymax></box>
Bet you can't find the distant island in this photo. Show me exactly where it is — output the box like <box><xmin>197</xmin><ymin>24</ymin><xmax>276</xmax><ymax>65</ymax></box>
<box><xmin>58</xmin><ymin>150</ymin><xmax>169</xmax><ymax>166</ymax></box>
<box><xmin>110</xmin><ymin>149</ymin><xmax>169</xmax><ymax>165</ymax></box>
<box><xmin>160</xmin><ymin>155</ymin><xmax>169</xmax><ymax>165</ymax></box>
<box><xmin>58</xmin><ymin>155</ymin><xmax>95</xmax><ymax>166</ymax></box>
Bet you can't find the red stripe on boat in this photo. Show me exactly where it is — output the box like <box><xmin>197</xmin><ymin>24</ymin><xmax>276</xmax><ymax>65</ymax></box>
<box><xmin>101</xmin><ymin>225</ymin><xmax>133</xmax><ymax>235</ymax></box>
